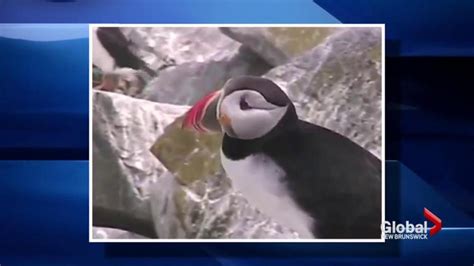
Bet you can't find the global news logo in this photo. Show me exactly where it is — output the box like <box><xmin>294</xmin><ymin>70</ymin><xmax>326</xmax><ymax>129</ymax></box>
<box><xmin>383</xmin><ymin>208</ymin><xmax>442</xmax><ymax>240</ymax></box>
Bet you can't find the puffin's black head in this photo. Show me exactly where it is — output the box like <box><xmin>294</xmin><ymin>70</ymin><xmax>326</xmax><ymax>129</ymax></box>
<box><xmin>183</xmin><ymin>76</ymin><xmax>297</xmax><ymax>140</ymax></box>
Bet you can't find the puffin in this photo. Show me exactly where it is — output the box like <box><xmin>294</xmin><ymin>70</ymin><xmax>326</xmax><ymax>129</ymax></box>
<box><xmin>182</xmin><ymin>76</ymin><xmax>381</xmax><ymax>239</ymax></box>
<box><xmin>92</xmin><ymin>27</ymin><xmax>155</xmax><ymax>76</ymax></box>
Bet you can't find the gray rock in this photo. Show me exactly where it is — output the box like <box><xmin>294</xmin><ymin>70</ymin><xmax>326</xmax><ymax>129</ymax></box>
<box><xmin>122</xmin><ymin>27</ymin><xmax>242</xmax><ymax>65</ymax></box>
<box><xmin>149</xmin><ymin>158</ymin><xmax>298</xmax><ymax>239</ymax></box>
<box><xmin>140</xmin><ymin>61</ymin><xmax>229</xmax><ymax>106</ymax></box>
<box><xmin>220</xmin><ymin>27</ymin><xmax>339</xmax><ymax>66</ymax></box>
<box><xmin>119</xmin><ymin>27</ymin><xmax>272</xmax><ymax>105</ymax></box>
<box><xmin>93</xmin><ymin>227</ymin><xmax>147</xmax><ymax>239</ymax></box>
<box><xmin>264</xmin><ymin>28</ymin><xmax>382</xmax><ymax>157</ymax></box>
<box><xmin>92</xmin><ymin>90</ymin><xmax>188</xmax><ymax>238</ymax></box>
<box><xmin>140</xmin><ymin>46</ymin><xmax>270</xmax><ymax>105</ymax></box>
<box><xmin>151</xmin><ymin>162</ymin><xmax>298</xmax><ymax>239</ymax></box>
<box><xmin>220</xmin><ymin>27</ymin><xmax>289</xmax><ymax>66</ymax></box>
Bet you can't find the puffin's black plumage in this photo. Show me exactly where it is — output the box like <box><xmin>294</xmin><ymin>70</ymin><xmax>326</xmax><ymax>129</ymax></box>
<box><xmin>96</xmin><ymin>27</ymin><xmax>155</xmax><ymax>76</ymax></box>
<box><xmin>220</xmin><ymin>78</ymin><xmax>381</xmax><ymax>239</ymax></box>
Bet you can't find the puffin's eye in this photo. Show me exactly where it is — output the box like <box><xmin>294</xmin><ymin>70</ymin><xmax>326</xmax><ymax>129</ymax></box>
<box><xmin>239</xmin><ymin>97</ymin><xmax>251</xmax><ymax>110</ymax></box>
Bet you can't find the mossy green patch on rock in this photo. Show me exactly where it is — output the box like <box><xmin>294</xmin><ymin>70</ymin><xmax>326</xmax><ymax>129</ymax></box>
<box><xmin>150</xmin><ymin>116</ymin><xmax>223</xmax><ymax>185</ymax></box>
<box><xmin>173</xmin><ymin>187</ymin><xmax>189</xmax><ymax>236</ymax></box>
<box><xmin>368</xmin><ymin>45</ymin><xmax>382</xmax><ymax>63</ymax></box>
<box><xmin>267</xmin><ymin>27</ymin><xmax>336</xmax><ymax>57</ymax></box>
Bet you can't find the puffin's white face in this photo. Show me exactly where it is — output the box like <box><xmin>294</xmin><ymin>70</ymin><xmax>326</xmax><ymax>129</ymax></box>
<box><xmin>217</xmin><ymin>89</ymin><xmax>288</xmax><ymax>140</ymax></box>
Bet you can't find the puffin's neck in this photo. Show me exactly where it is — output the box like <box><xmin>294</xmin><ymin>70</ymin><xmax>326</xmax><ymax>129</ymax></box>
<box><xmin>221</xmin><ymin>134</ymin><xmax>264</xmax><ymax>160</ymax></box>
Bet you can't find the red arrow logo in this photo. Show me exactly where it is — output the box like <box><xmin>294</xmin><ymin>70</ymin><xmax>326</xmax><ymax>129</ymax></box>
<box><xmin>424</xmin><ymin>208</ymin><xmax>442</xmax><ymax>236</ymax></box>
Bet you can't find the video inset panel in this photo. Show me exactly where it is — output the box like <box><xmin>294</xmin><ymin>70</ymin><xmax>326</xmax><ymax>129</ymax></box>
<box><xmin>90</xmin><ymin>25</ymin><xmax>384</xmax><ymax>242</ymax></box>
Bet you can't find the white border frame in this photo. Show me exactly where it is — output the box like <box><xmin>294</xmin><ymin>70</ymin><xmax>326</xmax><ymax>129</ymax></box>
<box><xmin>89</xmin><ymin>24</ymin><xmax>385</xmax><ymax>243</ymax></box>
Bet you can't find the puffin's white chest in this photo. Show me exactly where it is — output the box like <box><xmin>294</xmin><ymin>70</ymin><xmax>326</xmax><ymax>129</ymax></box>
<box><xmin>220</xmin><ymin>150</ymin><xmax>314</xmax><ymax>238</ymax></box>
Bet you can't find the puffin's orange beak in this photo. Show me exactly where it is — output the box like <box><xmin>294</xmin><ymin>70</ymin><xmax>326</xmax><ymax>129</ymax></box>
<box><xmin>182</xmin><ymin>90</ymin><xmax>222</xmax><ymax>133</ymax></box>
<box><xmin>218</xmin><ymin>112</ymin><xmax>232</xmax><ymax>128</ymax></box>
